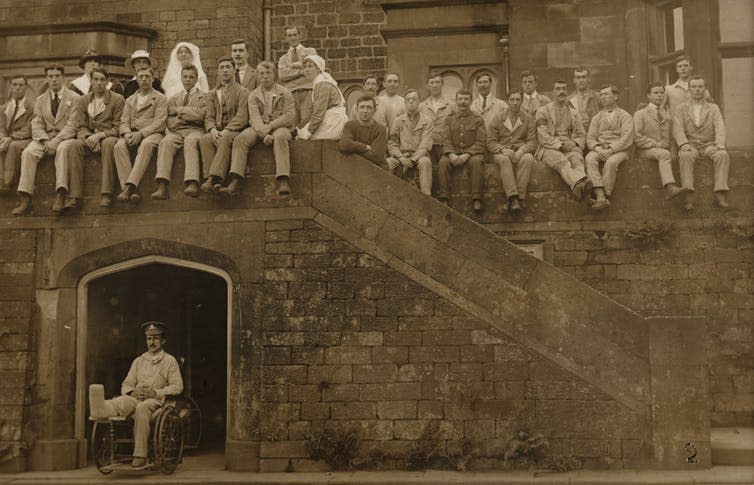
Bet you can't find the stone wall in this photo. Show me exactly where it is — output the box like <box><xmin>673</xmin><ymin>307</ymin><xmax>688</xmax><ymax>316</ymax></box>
<box><xmin>0</xmin><ymin>0</ymin><xmax>264</xmax><ymax>86</ymax></box>
<box><xmin>256</xmin><ymin>219</ymin><xmax>645</xmax><ymax>471</ymax></box>
<box><xmin>267</xmin><ymin>0</ymin><xmax>387</xmax><ymax>81</ymax></box>
<box><xmin>0</xmin><ymin>229</ymin><xmax>36</xmax><ymax>472</ymax></box>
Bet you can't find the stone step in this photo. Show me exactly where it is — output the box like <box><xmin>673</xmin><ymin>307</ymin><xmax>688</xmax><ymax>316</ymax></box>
<box><xmin>712</xmin><ymin>428</ymin><xmax>754</xmax><ymax>466</ymax></box>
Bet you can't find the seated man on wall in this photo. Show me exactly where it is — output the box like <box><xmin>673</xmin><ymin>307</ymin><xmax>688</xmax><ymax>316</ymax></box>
<box><xmin>89</xmin><ymin>321</ymin><xmax>183</xmax><ymax>468</ymax></box>
<box><xmin>520</xmin><ymin>70</ymin><xmax>551</xmax><ymax>118</ymax></box>
<box><xmin>487</xmin><ymin>90</ymin><xmax>536</xmax><ymax>214</ymax></box>
<box><xmin>59</xmin><ymin>67</ymin><xmax>125</xmax><ymax>209</ymax></box>
<box><xmin>634</xmin><ymin>82</ymin><xmax>687</xmax><ymax>200</ymax></box>
<box><xmin>114</xmin><ymin>67</ymin><xmax>167</xmax><ymax>204</ymax></box>
<box><xmin>152</xmin><ymin>64</ymin><xmax>207</xmax><ymax>200</ymax></box>
<box><xmin>12</xmin><ymin>64</ymin><xmax>80</xmax><ymax>216</ymax></box>
<box><xmin>277</xmin><ymin>27</ymin><xmax>317</xmax><ymax>126</ymax></box>
<box><xmin>386</xmin><ymin>89</ymin><xmax>433</xmax><ymax>195</ymax></box>
<box><xmin>419</xmin><ymin>71</ymin><xmax>456</xmax><ymax>165</ymax></box>
<box><xmin>673</xmin><ymin>76</ymin><xmax>730</xmax><ymax>210</ymax></box>
<box><xmin>374</xmin><ymin>73</ymin><xmax>406</xmax><ymax>136</ymax></box>
<box><xmin>585</xmin><ymin>84</ymin><xmax>634</xmax><ymax>210</ymax></box>
<box><xmin>223</xmin><ymin>61</ymin><xmax>296</xmax><ymax>197</ymax></box>
<box><xmin>69</xmin><ymin>49</ymin><xmax>112</xmax><ymax>96</ymax></box>
<box><xmin>534</xmin><ymin>80</ymin><xmax>591</xmax><ymax>202</ymax></box>
<box><xmin>0</xmin><ymin>74</ymin><xmax>34</xmax><ymax>194</ymax></box>
<box><xmin>437</xmin><ymin>89</ymin><xmax>487</xmax><ymax>212</ymax></box>
<box><xmin>338</xmin><ymin>95</ymin><xmax>387</xmax><ymax>166</ymax></box>
<box><xmin>200</xmin><ymin>57</ymin><xmax>250</xmax><ymax>193</ymax></box>
<box><xmin>349</xmin><ymin>75</ymin><xmax>379</xmax><ymax>121</ymax></box>
<box><xmin>470</xmin><ymin>73</ymin><xmax>507</xmax><ymax>130</ymax></box>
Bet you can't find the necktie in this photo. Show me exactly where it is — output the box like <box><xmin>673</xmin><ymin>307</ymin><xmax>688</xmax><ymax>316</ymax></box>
<box><xmin>183</xmin><ymin>91</ymin><xmax>191</xmax><ymax>106</ymax></box>
<box><xmin>657</xmin><ymin>107</ymin><xmax>664</xmax><ymax>123</ymax></box>
<box><xmin>51</xmin><ymin>93</ymin><xmax>60</xmax><ymax>118</ymax></box>
<box><xmin>291</xmin><ymin>47</ymin><xmax>299</xmax><ymax>63</ymax></box>
<box><xmin>235</xmin><ymin>69</ymin><xmax>241</xmax><ymax>84</ymax></box>
<box><xmin>10</xmin><ymin>101</ymin><xmax>19</xmax><ymax>124</ymax></box>
<box><xmin>481</xmin><ymin>96</ymin><xmax>486</xmax><ymax>111</ymax></box>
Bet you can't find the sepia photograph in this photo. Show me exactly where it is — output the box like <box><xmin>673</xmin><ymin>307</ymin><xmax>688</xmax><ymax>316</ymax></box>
<box><xmin>0</xmin><ymin>0</ymin><xmax>752</xmax><ymax>483</ymax></box>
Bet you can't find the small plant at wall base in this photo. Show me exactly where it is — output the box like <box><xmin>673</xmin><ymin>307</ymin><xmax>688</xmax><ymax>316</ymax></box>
<box><xmin>305</xmin><ymin>427</ymin><xmax>361</xmax><ymax>471</ymax></box>
<box><xmin>503</xmin><ymin>430</ymin><xmax>549</xmax><ymax>470</ymax></box>
<box><xmin>545</xmin><ymin>453</ymin><xmax>583</xmax><ymax>472</ymax></box>
<box><xmin>624</xmin><ymin>220</ymin><xmax>674</xmax><ymax>248</ymax></box>
<box><xmin>406</xmin><ymin>421</ymin><xmax>444</xmax><ymax>470</ymax></box>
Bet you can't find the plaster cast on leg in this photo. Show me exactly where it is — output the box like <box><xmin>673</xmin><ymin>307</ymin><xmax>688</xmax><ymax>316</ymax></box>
<box><xmin>89</xmin><ymin>384</ymin><xmax>116</xmax><ymax>419</ymax></box>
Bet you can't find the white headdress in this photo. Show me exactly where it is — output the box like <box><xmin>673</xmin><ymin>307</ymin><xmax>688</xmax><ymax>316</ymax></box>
<box><xmin>162</xmin><ymin>41</ymin><xmax>209</xmax><ymax>98</ymax></box>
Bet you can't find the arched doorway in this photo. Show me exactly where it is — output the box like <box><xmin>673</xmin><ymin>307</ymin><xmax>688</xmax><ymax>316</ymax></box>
<box><xmin>74</xmin><ymin>256</ymin><xmax>232</xmax><ymax>459</ymax></box>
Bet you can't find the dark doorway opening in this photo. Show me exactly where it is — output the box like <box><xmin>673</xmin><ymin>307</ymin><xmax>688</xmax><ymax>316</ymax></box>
<box><xmin>85</xmin><ymin>263</ymin><xmax>228</xmax><ymax>451</ymax></box>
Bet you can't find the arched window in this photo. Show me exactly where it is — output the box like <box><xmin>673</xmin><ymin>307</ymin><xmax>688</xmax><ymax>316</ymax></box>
<box><xmin>440</xmin><ymin>71</ymin><xmax>464</xmax><ymax>100</ymax></box>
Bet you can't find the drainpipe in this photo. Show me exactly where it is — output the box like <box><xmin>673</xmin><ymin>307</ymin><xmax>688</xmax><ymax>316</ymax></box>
<box><xmin>263</xmin><ymin>0</ymin><xmax>272</xmax><ymax>61</ymax></box>
<box><xmin>499</xmin><ymin>34</ymin><xmax>510</xmax><ymax>94</ymax></box>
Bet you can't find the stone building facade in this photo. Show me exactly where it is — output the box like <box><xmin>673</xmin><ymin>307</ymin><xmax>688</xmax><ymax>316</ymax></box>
<box><xmin>0</xmin><ymin>0</ymin><xmax>751</xmax><ymax>474</ymax></box>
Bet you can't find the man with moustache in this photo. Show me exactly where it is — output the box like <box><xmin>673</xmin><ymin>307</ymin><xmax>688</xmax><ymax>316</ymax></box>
<box><xmin>374</xmin><ymin>73</ymin><xmax>406</xmax><ymax>135</ymax></box>
<box><xmin>152</xmin><ymin>64</ymin><xmax>207</xmax><ymax>200</ymax></box>
<box><xmin>88</xmin><ymin>321</ymin><xmax>183</xmax><ymax>468</ymax></box>
<box><xmin>0</xmin><ymin>74</ymin><xmax>34</xmax><ymax>194</ymax></box>
<box><xmin>277</xmin><ymin>27</ymin><xmax>317</xmax><ymax>126</ymax></box>
<box><xmin>114</xmin><ymin>67</ymin><xmax>168</xmax><ymax>204</ymax></box>
<box><xmin>487</xmin><ymin>90</ymin><xmax>536</xmax><ymax>214</ymax></box>
<box><xmin>231</xmin><ymin>39</ymin><xmax>257</xmax><ymax>92</ymax></box>
<box><xmin>386</xmin><ymin>89</ymin><xmax>434</xmax><ymax>195</ymax></box>
<box><xmin>585</xmin><ymin>85</ymin><xmax>634</xmax><ymax>210</ymax></box>
<box><xmin>634</xmin><ymin>82</ymin><xmax>686</xmax><ymax>200</ymax></box>
<box><xmin>200</xmin><ymin>57</ymin><xmax>250</xmax><ymax>193</ymax></box>
<box><xmin>673</xmin><ymin>76</ymin><xmax>730</xmax><ymax>210</ymax></box>
<box><xmin>534</xmin><ymin>80</ymin><xmax>591</xmax><ymax>202</ymax></box>
<box><xmin>437</xmin><ymin>89</ymin><xmax>487</xmax><ymax>212</ymax></box>
<box><xmin>470</xmin><ymin>73</ymin><xmax>507</xmax><ymax>129</ymax></box>
<box><xmin>520</xmin><ymin>70</ymin><xmax>551</xmax><ymax>117</ymax></box>
<box><xmin>59</xmin><ymin>67</ymin><xmax>125</xmax><ymax>209</ymax></box>
<box><xmin>223</xmin><ymin>61</ymin><xmax>296</xmax><ymax>197</ymax></box>
<box><xmin>12</xmin><ymin>64</ymin><xmax>80</xmax><ymax>216</ymax></box>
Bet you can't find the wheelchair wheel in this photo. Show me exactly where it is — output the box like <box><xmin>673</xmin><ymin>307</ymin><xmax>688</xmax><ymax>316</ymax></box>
<box><xmin>154</xmin><ymin>407</ymin><xmax>184</xmax><ymax>474</ymax></box>
<box><xmin>176</xmin><ymin>396</ymin><xmax>202</xmax><ymax>449</ymax></box>
<box><xmin>91</xmin><ymin>422</ymin><xmax>114</xmax><ymax>474</ymax></box>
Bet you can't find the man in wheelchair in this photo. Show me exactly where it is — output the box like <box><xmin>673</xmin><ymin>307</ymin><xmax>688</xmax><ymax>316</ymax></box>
<box><xmin>89</xmin><ymin>321</ymin><xmax>183</xmax><ymax>467</ymax></box>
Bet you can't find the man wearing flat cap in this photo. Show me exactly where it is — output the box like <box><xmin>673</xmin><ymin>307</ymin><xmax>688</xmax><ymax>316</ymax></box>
<box><xmin>89</xmin><ymin>321</ymin><xmax>183</xmax><ymax>468</ymax></box>
<box><xmin>69</xmin><ymin>49</ymin><xmax>112</xmax><ymax>96</ymax></box>
<box><xmin>118</xmin><ymin>50</ymin><xmax>164</xmax><ymax>100</ymax></box>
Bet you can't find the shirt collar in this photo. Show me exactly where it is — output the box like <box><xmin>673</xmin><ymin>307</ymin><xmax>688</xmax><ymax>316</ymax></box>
<box><xmin>184</xmin><ymin>86</ymin><xmax>199</xmax><ymax>96</ymax></box>
<box><xmin>524</xmin><ymin>91</ymin><xmax>538</xmax><ymax>100</ymax></box>
<box><xmin>673</xmin><ymin>79</ymin><xmax>689</xmax><ymax>90</ymax></box>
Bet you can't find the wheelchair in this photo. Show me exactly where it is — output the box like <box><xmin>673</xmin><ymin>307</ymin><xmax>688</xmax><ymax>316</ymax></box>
<box><xmin>90</xmin><ymin>394</ymin><xmax>201</xmax><ymax>475</ymax></box>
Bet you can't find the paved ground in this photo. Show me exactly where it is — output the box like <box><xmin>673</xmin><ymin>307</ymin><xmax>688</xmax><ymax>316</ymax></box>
<box><xmin>1</xmin><ymin>452</ymin><xmax>753</xmax><ymax>485</ymax></box>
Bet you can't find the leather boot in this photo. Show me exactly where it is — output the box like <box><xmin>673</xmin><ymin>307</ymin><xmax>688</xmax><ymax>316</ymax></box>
<box><xmin>200</xmin><ymin>177</ymin><xmax>216</xmax><ymax>193</ymax></box>
<box><xmin>219</xmin><ymin>176</ymin><xmax>241</xmax><ymax>196</ymax></box>
<box><xmin>11</xmin><ymin>194</ymin><xmax>32</xmax><ymax>216</ymax></box>
<box><xmin>714</xmin><ymin>191</ymin><xmax>729</xmax><ymax>208</ymax></box>
<box><xmin>116</xmin><ymin>184</ymin><xmax>132</xmax><ymax>202</ymax></box>
<box><xmin>278</xmin><ymin>177</ymin><xmax>290</xmax><ymax>195</ymax></box>
<box><xmin>64</xmin><ymin>198</ymin><xmax>80</xmax><ymax>210</ymax></box>
<box><xmin>151</xmin><ymin>180</ymin><xmax>169</xmax><ymax>200</ymax></box>
<box><xmin>184</xmin><ymin>181</ymin><xmax>199</xmax><ymax>197</ymax></box>
<box><xmin>100</xmin><ymin>194</ymin><xmax>113</xmax><ymax>208</ymax></box>
<box><xmin>52</xmin><ymin>191</ymin><xmax>66</xmax><ymax>214</ymax></box>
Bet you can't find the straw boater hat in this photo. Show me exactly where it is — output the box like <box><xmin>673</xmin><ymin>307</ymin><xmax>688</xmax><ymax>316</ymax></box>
<box><xmin>79</xmin><ymin>49</ymin><xmax>103</xmax><ymax>69</ymax></box>
<box><xmin>127</xmin><ymin>50</ymin><xmax>153</xmax><ymax>69</ymax></box>
<box><xmin>141</xmin><ymin>321</ymin><xmax>167</xmax><ymax>336</ymax></box>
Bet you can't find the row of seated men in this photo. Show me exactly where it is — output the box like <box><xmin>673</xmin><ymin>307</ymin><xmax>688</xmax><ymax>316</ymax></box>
<box><xmin>0</xmin><ymin>43</ymin><xmax>729</xmax><ymax>216</ymax></box>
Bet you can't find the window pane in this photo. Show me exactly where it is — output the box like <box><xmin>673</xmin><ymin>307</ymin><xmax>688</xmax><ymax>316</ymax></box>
<box><xmin>441</xmin><ymin>72</ymin><xmax>464</xmax><ymax>100</ymax></box>
<box><xmin>673</xmin><ymin>7</ymin><xmax>684</xmax><ymax>51</ymax></box>
<box><xmin>719</xmin><ymin>0</ymin><xmax>754</xmax><ymax>43</ymax></box>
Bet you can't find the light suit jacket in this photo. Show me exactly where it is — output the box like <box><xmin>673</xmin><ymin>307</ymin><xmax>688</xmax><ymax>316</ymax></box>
<box><xmin>31</xmin><ymin>87</ymin><xmax>80</xmax><ymax>142</ymax></box>
<box><xmin>633</xmin><ymin>103</ymin><xmax>671</xmax><ymax>149</ymax></box>
<box><xmin>672</xmin><ymin>100</ymin><xmax>726</xmax><ymax>149</ymax></box>
<box><xmin>534</xmin><ymin>102</ymin><xmax>586</xmax><ymax>156</ymax></box>
<box><xmin>166</xmin><ymin>89</ymin><xmax>206</xmax><ymax>133</ymax></box>
<box><xmin>121</xmin><ymin>350</ymin><xmax>183</xmax><ymax>401</ymax></box>
<box><xmin>0</xmin><ymin>97</ymin><xmax>34</xmax><ymax>140</ymax></box>
<box><xmin>205</xmin><ymin>81</ymin><xmax>250</xmax><ymax>132</ymax></box>
<box><xmin>586</xmin><ymin>107</ymin><xmax>634</xmax><ymax>152</ymax></box>
<box><xmin>470</xmin><ymin>95</ymin><xmax>508</xmax><ymax>129</ymax></box>
<box><xmin>521</xmin><ymin>92</ymin><xmax>551</xmax><ymax>117</ymax></box>
<box><xmin>487</xmin><ymin>110</ymin><xmax>537</xmax><ymax>154</ymax></box>
<box><xmin>387</xmin><ymin>111</ymin><xmax>433</xmax><ymax>159</ymax></box>
<box><xmin>75</xmin><ymin>90</ymin><xmax>125</xmax><ymax>139</ymax></box>
<box><xmin>418</xmin><ymin>96</ymin><xmax>456</xmax><ymax>145</ymax></box>
<box><xmin>248</xmin><ymin>83</ymin><xmax>296</xmax><ymax>132</ymax></box>
<box><xmin>278</xmin><ymin>44</ymin><xmax>318</xmax><ymax>91</ymax></box>
<box><xmin>568</xmin><ymin>89</ymin><xmax>600</xmax><ymax>131</ymax></box>
<box><xmin>120</xmin><ymin>89</ymin><xmax>168</xmax><ymax>137</ymax></box>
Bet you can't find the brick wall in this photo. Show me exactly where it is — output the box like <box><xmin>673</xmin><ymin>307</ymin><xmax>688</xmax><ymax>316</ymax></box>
<box><xmin>0</xmin><ymin>0</ymin><xmax>264</xmax><ymax>85</ymax></box>
<box><xmin>256</xmin><ymin>219</ymin><xmax>645</xmax><ymax>471</ymax></box>
<box><xmin>0</xmin><ymin>229</ymin><xmax>36</xmax><ymax>471</ymax></box>
<box><xmin>268</xmin><ymin>0</ymin><xmax>387</xmax><ymax>80</ymax></box>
